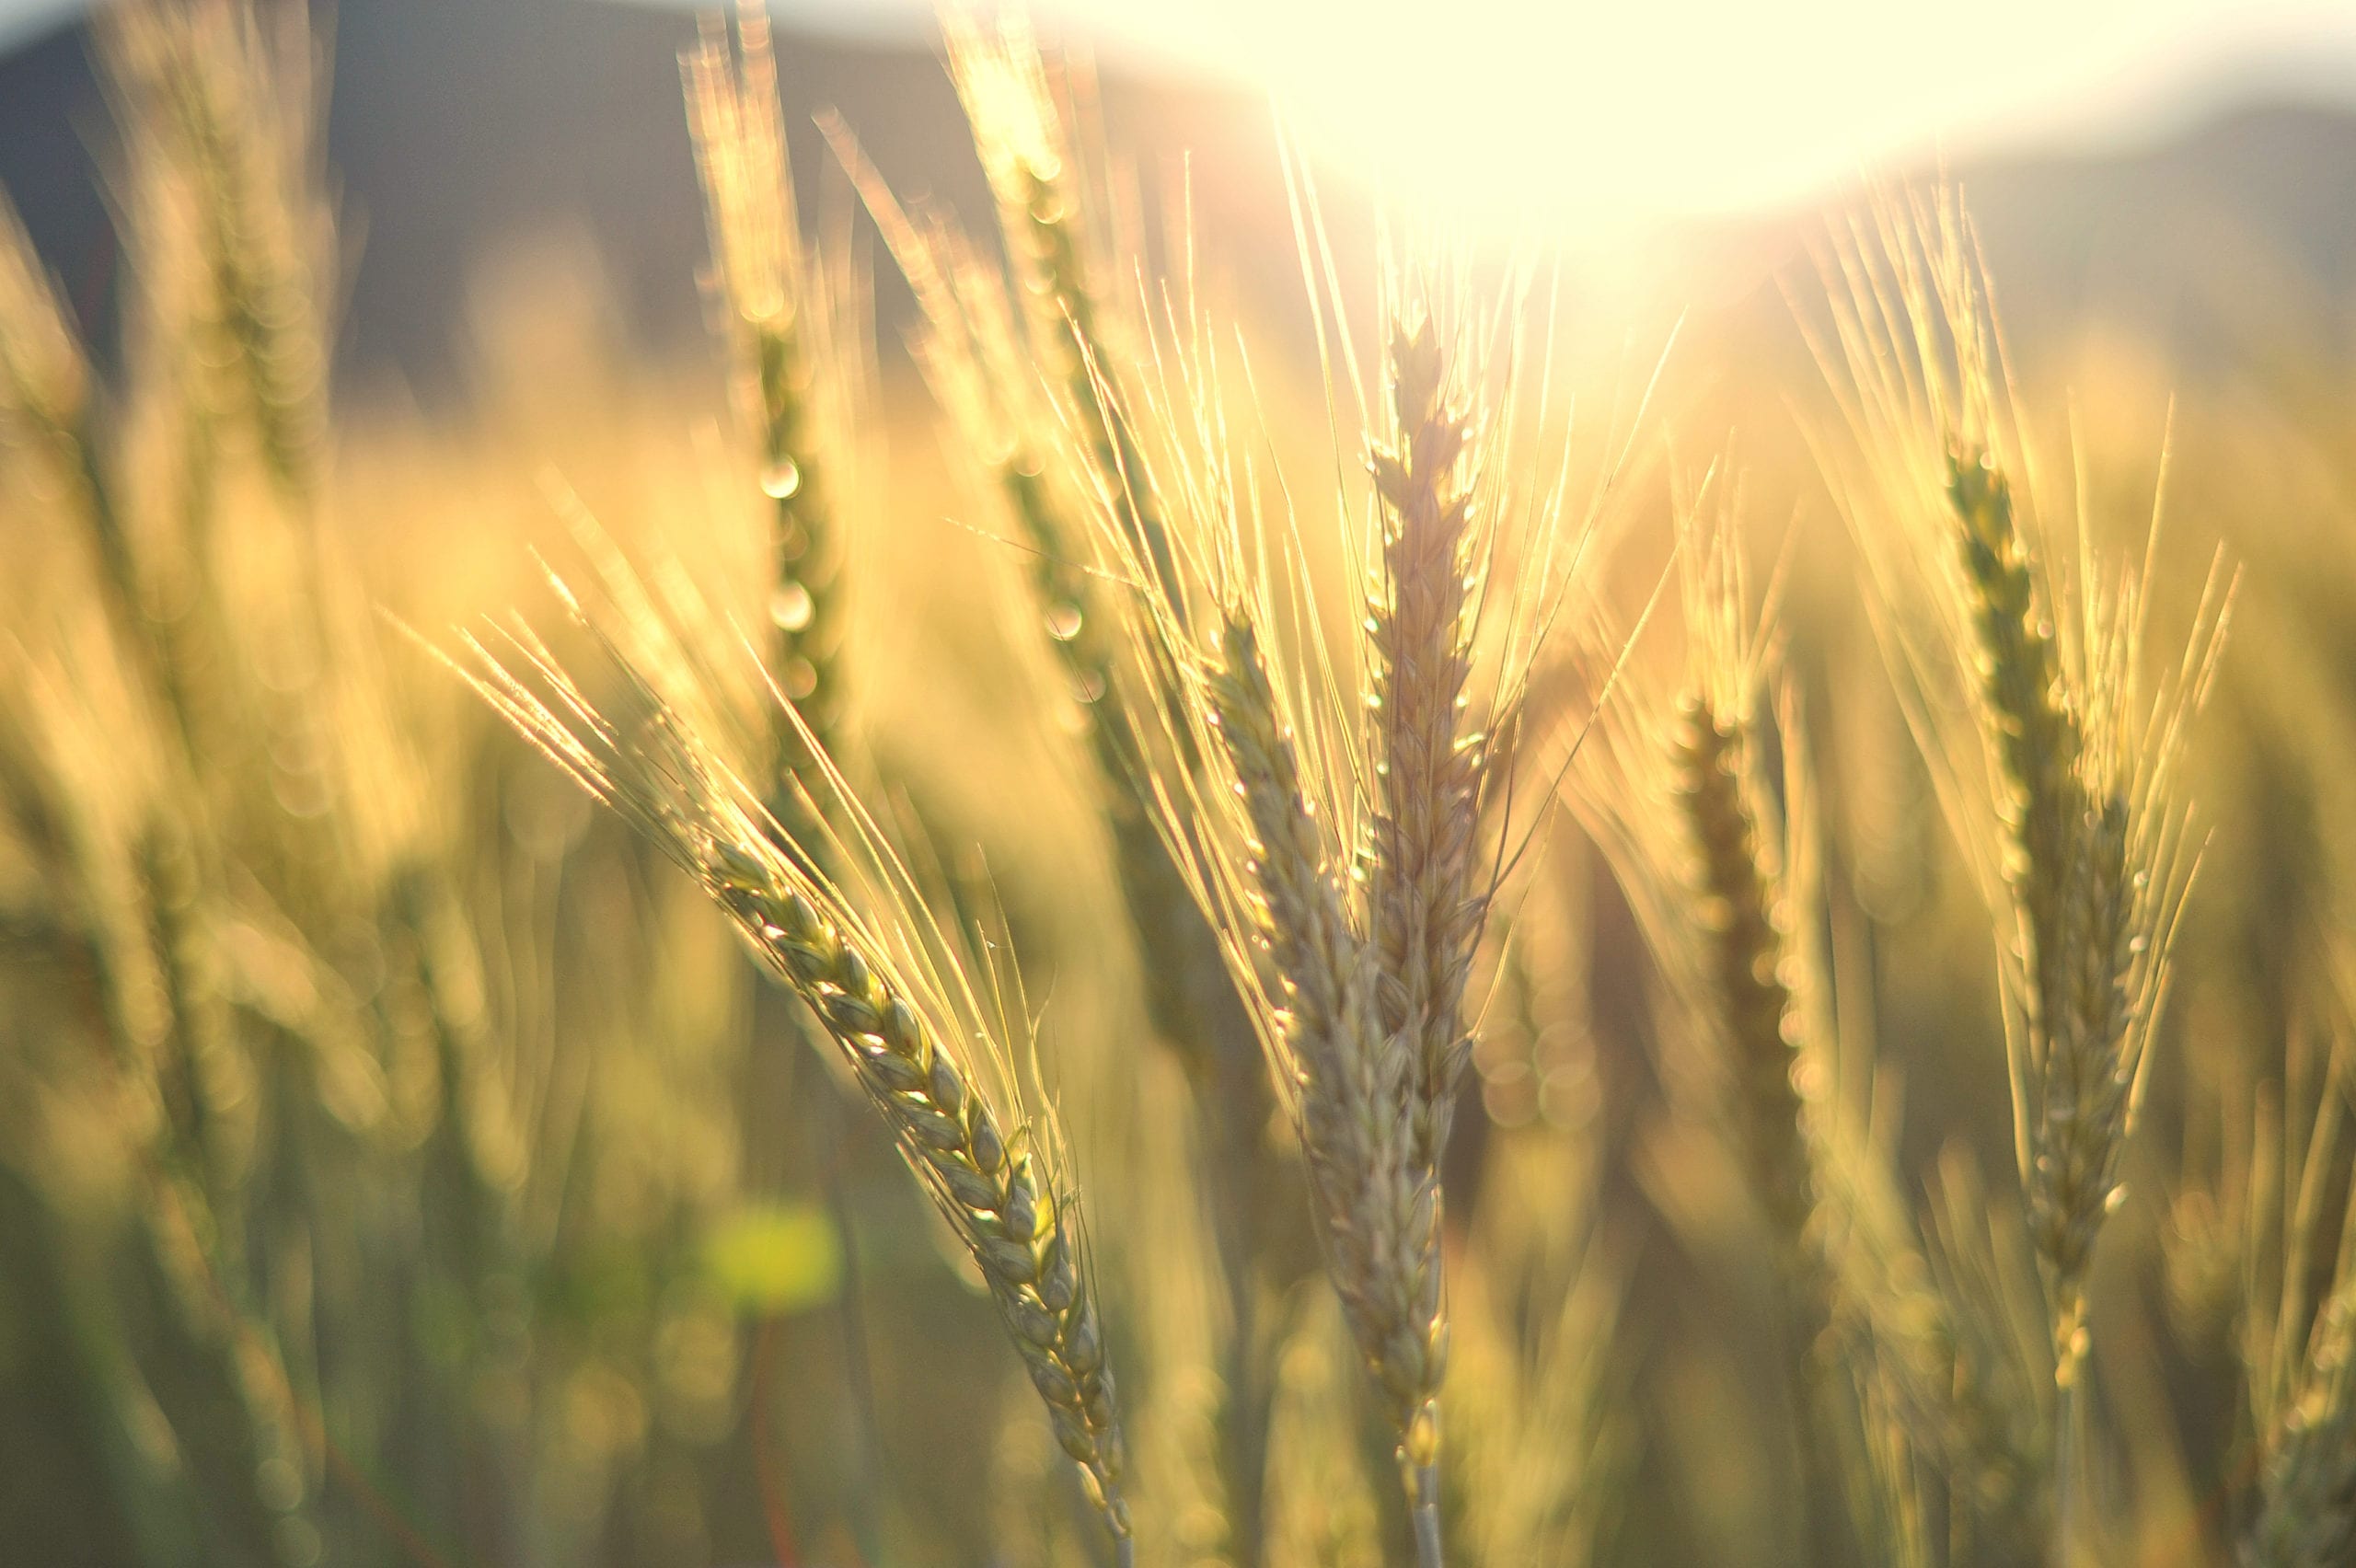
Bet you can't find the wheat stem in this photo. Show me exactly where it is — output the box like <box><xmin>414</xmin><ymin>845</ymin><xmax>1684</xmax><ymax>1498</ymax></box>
<box><xmin>1412</xmin><ymin>1459</ymin><xmax>1445</xmax><ymax>1568</ymax></box>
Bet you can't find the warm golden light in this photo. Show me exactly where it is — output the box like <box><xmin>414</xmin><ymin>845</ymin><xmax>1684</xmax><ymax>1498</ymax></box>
<box><xmin>1053</xmin><ymin>0</ymin><xmax>2356</xmax><ymax>232</ymax></box>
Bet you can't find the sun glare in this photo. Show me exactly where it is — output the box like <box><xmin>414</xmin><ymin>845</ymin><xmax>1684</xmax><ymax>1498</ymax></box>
<box><xmin>1060</xmin><ymin>0</ymin><xmax>2353</xmax><ymax>235</ymax></box>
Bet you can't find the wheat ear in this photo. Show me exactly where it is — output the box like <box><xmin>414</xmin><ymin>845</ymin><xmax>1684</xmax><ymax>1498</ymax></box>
<box><xmin>1205</xmin><ymin>613</ymin><xmax>1444</xmax><ymax>1489</ymax></box>
<box><xmin>684</xmin><ymin>0</ymin><xmax>850</xmax><ymax>797</ymax></box>
<box><xmin>1566</xmin><ymin>491</ymin><xmax>1857</xmax><ymax>1556</ymax></box>
<box><xmin>1947</xmin><ymin>444</ymin><xmax>2139</xmax><ymax>1375</ymax></box>
<box><xmin>1368</xmin><ymin>309</ymin><xmax>1485</xmax><ymax>1139</ymax></box>
<box><xmin>1358</xmin><ymin>305</ymin><xmax>1490</xmax><ymax>1565</ymax></box>
<box><xmin>1670</xmin><ymin>695</ymin><xmax>1822</xmax><ymax>1304</ymax></box>
<box><xmin>2242</xmin><ymin>1022</ymin><xmax>2356</xmax><ymax>1568</ymax></box>
<box><xmin>945</xmin><ymin>14</ymin><xmax>1182</xmax><ymax>610</ymax></box>
<box><xmin>1808</xmin><ymin>192</ymin><xmax>2234</xmax><ymax>1559</ymax></box>
<box><xmin>1808</xmin><ymin>195</ymin><xmax>2230</xmax><ymax>1367</ymax></box>
<box><xmin>2251</xmin><ymin>1277</ymin><xmax>2356</xmax><ymax>1567</ymax></box>
<box><xmin>706</xmin><ymin>845</ymin><xmax>1131</xmax><ymax>1539</ymax></box>
<box><xmin>451</xmin><ymin>607</ymin><xmax>1133</xmax><ymax>1556</ymax></box>
<box><xmin>110</xmin><ymin>0</ymin><xmax>328</xmax><ymax>509</ymax></box>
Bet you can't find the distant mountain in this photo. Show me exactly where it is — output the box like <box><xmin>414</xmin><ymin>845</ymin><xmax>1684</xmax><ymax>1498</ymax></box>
<box><xmin>6</xmin><ymin>0</ymin><xmax>2354</xmax><ymax>406</ymax></box>
<box><xmin>3</xmin><ymin>0</ymin><xmax>929</xmax><ymax>395</ymax></box>
<box><xmin>1961</xmin><ymin>103</ymin><xmax>2356</xmax><ymax>367</ymax></box>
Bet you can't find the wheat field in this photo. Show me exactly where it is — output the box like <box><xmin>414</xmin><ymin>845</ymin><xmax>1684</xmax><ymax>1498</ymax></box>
<box><xmin>3</xmin><ymin>5</ymin><xmax>2354</xmax><ymax>1568</ymax></box>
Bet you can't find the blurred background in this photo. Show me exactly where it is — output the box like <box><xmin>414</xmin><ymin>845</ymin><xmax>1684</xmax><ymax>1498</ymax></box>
<box><xmin>6</xmin><ymin>4</ymin><xmax>2356</xmax><ymax>1568</ymax></box>
<box><xmin>8</xmin><ymin>0</ymin><xmax>2356</xmax><ymax>398</ymax></box>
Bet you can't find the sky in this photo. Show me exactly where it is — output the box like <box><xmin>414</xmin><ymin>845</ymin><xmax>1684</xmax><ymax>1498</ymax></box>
<box><xmin>768</xmin><ymin>0</ymin><xmax>2356</xmax><ymax>232</ymax></box>
<box><xmin>6</xmin><ymin>0</ymin><xmax>2356</xmax><ymax>231</ymax></box>
<box><xmin>862</xmin><ymin>0</ymin><xmax>2356</xmax><ymax>229</ymax></box>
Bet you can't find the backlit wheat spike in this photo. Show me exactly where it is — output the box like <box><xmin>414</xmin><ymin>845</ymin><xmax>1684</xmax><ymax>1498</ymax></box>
<box><xmin>945</xmin><ymin>14</ymin><xmax>1182</xmax><ymax>611</ymax></box>
<box><xmin>1204</xmin><ymin>612</ymin><xmax>1447</xmax><ymax>1539</ymax></box>
<box><xmin>1809</xmin><ymin>190</ymin><xmax>2231</xmax><ymax>1350</ymax></box>
<box><xmin>1807</xmin><ymin>187</ymin><xmax>2235</xmax><ymax>1558</ymax></box>
<box><xmin>1670</xmin><ymin>694</ymin><xmax>1819</xmax><ymax>1296</ymax></box>
<box><xmin>1559</xmin><ymin>481</ymin><xmax>1860</xmax><ymax>1559</ymax></box>
<box><xmin>828</xmin><ymin>138</ymin><xmax>1189</xmax><ymax>1013</ymax></box>
<box><xmin>1559</xmin><ymin>481</ymin><xmax>1826</xmax><ymax>1297</ymax></box>
<box><xmin>1945</xmin><ymin>445</ymin><xmax>2137</xmax><ymax>1367</ymax></box>
<box><xmin>1367</xmin><ymin>306</ymin><xmax>1486</xmax><ymax>1149</ymax></box>
<box><xmin>448</xmin><ymin>579</ymin><xmax>1134</xmax><ymax>1558</ymax></box>
<box><xmin>109</xmin><ymin>0</ymin><xmax>329</xmax><ymax>508</ymax></box>
<box><xmin>2242</xmin><ymin>1019</ymin><xmax>2356</xmax><ymax>1568</ymax></box>
<box><xmin>1049</xmin><ymin>285</ymin><xmax>1454</xmax><ymax>1546</ymax></box>
<box><xmin>1069</xmin><ymin>219</ymin><xmax>1631</xmax><ymax>1566</ymax></box>
<box><xmin>704</xmin><ymin>836</ymin><xmax>1133</xmax><ymax>1548</ymax></box>
<box><xmin>684</xmin><ymin>0</ymin><xmax>853</xmax><ymax>800</ymax></box>
<box><xmin>0</xmin><ymin>189</ymin><xmax>151</xmax><ymax>688</ymax></box>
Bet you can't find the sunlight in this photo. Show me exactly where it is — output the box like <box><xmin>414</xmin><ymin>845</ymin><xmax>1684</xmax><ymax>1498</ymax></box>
<box><xmin>1061</xmin><ymin>0</ymin><xmax>2356</xmax><ymax>232</ymax></box>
